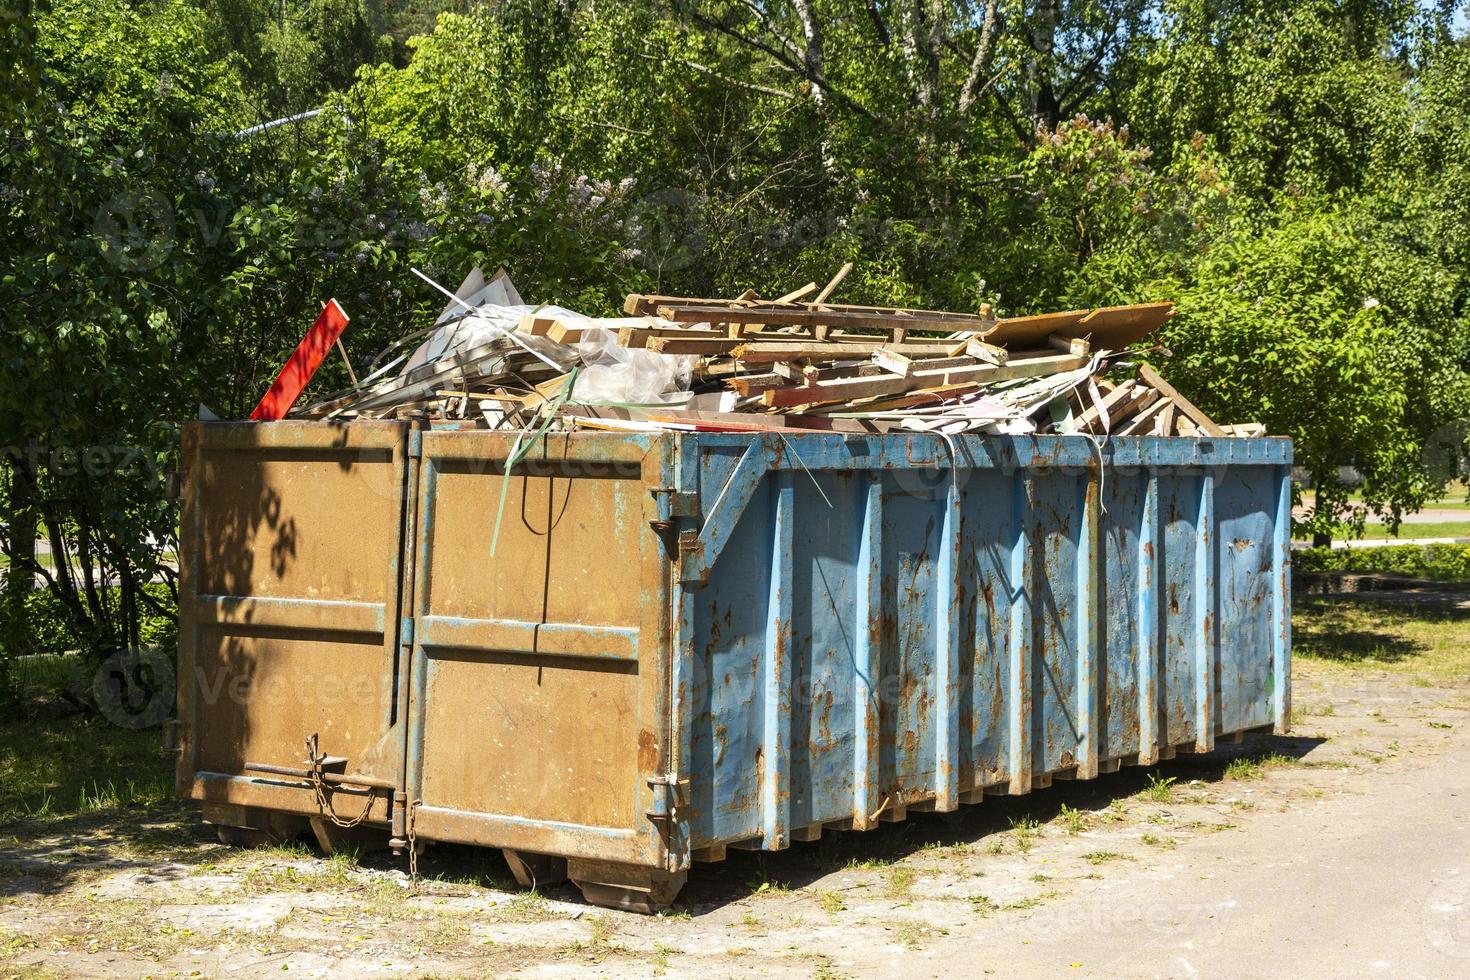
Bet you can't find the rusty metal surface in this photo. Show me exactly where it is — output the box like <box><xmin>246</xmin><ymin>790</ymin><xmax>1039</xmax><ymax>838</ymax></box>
<box><xmin>401</xmin><ymin>430</ymin><xmax>675</xmax><ymax>869</ymax></box>
<box><xmin>175</xmin><ymin>421</ymin><xmax>412</xmax><ymax>826</ymax></box>
<box><xmin>673</xmin><ymin>434</ymin><xmax>1293</xmax><ymax>861</ymax></box>
<box><xmin>178</xmin><ymin>424</ymin><xmax>1291</xmax><ymax>880</ymax></box>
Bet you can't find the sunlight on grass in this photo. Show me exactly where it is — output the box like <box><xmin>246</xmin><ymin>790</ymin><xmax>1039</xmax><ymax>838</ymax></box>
<box><xmin>1293</xmin><ymin>598</ymin><xmax>1470</xmax><ymax>679</ymax></box>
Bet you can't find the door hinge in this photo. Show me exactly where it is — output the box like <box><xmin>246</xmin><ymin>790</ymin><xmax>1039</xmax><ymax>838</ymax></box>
<box><xmin>645</xmin><ymin>774</ymin><xmax>690</xmax><ymax>822</ymax></box>
<box><xmin>649</xmin><ymin>486</ymin><xmax>698</xmax><ymax>518</ymax></box>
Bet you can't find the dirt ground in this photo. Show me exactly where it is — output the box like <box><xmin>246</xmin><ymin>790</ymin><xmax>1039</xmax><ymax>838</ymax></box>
<box><xmin>4</xmin><ymin>603</ymin><xmax>1470</xmax><ymax>978</ymax></box>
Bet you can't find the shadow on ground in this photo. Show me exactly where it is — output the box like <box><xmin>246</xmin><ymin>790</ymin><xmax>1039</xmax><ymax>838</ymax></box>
<box><xmin>1295</xmin><ymin>593</ymin><xmax>1470</xmax><ymax>665</ymax></box>
<box><xmin>0</xmin><ymin>731</ymin><xmax>1325</xmax><ymax>914</ymax></box>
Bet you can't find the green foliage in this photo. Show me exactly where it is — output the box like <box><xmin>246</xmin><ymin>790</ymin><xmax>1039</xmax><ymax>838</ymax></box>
<box><xmin>1294</xmin><ymin>544</ymin><xmax>1470</xmax><ymax>581</ymax></box>
<box><xmin>7</xmin><ymin>0</ymin><xmax>1470</xmax><ymax>699</ymax></box>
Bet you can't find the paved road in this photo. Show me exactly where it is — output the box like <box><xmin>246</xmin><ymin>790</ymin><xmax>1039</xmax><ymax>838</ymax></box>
<box><xmin>974</xmin><ymin>728</ymin><xmax>1470</xmax><ymax>978</ymax></box>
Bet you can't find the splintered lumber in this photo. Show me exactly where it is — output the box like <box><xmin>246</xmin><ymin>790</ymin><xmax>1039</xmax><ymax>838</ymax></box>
<box><xmin>1075</xmin><ymin>381</ymin><xmax>1159</xmax><ymax>434</ymax></box>
<box><xmin>653</xmin><ymin>302</ymin><xmax>996</xmax><ymax>335</ymax></box>
<box><xmin>761</xmin><ymin>352</ymin><xmax>1088</xmax><ymax>409</ymax></box>
<box><xmin>1137</xmin><ymin>364</ymin><xmax>1225</xmax><ymax>437</ymax></box>
<box><xmin>1154</xmin><ymin>401</ymin><xmax>1178</xmax><ymax>436</ymax></box>
<box><xmin>561</xmin><ymin>404</ymin><xmax>882</xmax><ymax>433</ymax></box>
<box><xmin>1117</xmin><ymin>396</ymin><xmax>1171</xmax><ymax>435</ymax></box>
<box><xmin>965</xmin><ymin>338</ymin><xmax>1009</xmax><ymax>365</ymax></box>
<box><xmin>871</xmin><ymin>348</ymin><xmax>915</xmax><ymax>377</ymax></box>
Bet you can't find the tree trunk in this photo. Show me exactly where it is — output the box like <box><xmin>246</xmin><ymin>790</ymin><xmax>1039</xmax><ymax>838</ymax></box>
<box><xmin>792</xmin><ymin>0</ymin><xmax>825</xmax><ymax>106</ymax></box>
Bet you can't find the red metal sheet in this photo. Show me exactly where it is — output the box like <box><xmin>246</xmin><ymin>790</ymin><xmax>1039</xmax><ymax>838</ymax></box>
<box><xmin>249</xmin><ymin>300</ymin><xmax>350</xmax><ymax>421</ymax></box>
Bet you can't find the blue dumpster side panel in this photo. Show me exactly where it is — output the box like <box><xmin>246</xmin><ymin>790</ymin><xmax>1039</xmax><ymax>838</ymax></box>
<box><xmin>674</xmin><ymin>434</ymin><xmax>1292</xmax><ymax>854</ymax></box>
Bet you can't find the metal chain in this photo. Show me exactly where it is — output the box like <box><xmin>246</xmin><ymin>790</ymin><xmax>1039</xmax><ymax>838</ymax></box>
<box><xmin>308</xmin><ymin>768</ymin><xmax>376</xmax><ymax>829</ymax></box>
<box><xmin>406</xmin><ymin>798</ymin><xmax>423</xmax><ymax>883</ymax></box>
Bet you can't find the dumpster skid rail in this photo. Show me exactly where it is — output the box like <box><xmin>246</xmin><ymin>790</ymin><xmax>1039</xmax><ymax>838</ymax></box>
<box><xmin>174</xmin><ymin>422</ymin><xmax>1291</xmax><ymax>912</ymax></box>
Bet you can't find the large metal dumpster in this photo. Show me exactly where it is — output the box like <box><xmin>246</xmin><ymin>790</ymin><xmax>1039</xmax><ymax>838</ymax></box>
<box><xmin>173</xmin><ymin>421</ymin><xmax>1291</xmax><ymax>910</ymax></box>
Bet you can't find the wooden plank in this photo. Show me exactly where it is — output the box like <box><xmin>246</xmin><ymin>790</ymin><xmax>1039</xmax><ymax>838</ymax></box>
<box><xmin>965</xmin><ymin>337</ymin><xmax>1009</xmax><ymax>365</ymax></box>
<box><xmin>775</xmin><ymin>282</ymin><xmax>818</xmax><ymax>303</ymax></box>
<box><xmin>656</xmin><ymin>302</ymin><xmax>994</xmax><ymax>334</ymax></box>
<box><xmin>1075</xmin><ymin>380</ymin><xmax>1144</xmax><ymax>434</ymax></box>
<box><xmin>984</xmin><ymin>309</ymin><xmax>1090</xmax><ymax>349</ymax></box>
<box><xmin>1117</xmin><ymin>395</ymin><xmax>1170</xmax><ymax>435</ymax></box>
<box><xmin>1154</xmin><ymin>401</ymin><xmax>1178</xmax><ymax>436</ymax></box>
<box><xmin>626</xmin><ymin>293</ymin><xmax>995</xmax><ymax>326</ymax></box>
<box><xmin>1137</xmin><ymin>364</ymin><xmax>1225</xmax><ymax>437</ymax></box>
<box><xmin>726</xmin><ymin>339</ymin><xmax>968</xmax><ymax>362</ymax></box>
<box><xmin>1049</xmin><ymin>334</ymin><xmax>1090</xmax><ymax>357</ymax></box>
<box><xmin>871</xmin><ymin>349</ymin><xmax>914</xmax><ymax>377</ymax></box>
<box><xmin>761</xmin><ymin>353</ymin><xmax>1087</xmax><ymax>409</ymax></box>
<box><xmin>814</xmin><ymin>261</ymin><xmax>853</xmax><ymax>303</ymax></box>
<box><xmin>1075</xmin><ymin>303</ymin><xmax>1174</xmax><ymax>349</ymax></box>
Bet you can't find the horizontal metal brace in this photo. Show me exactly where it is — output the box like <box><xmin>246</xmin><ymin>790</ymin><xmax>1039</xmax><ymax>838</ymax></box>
<box><xmin>242</xmin><ymin>761</ymin><xmax>397</xmax><ymax>792</ymax></box>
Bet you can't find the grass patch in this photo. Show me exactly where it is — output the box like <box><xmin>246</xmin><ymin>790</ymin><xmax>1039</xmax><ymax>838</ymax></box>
<box><xmin>1293</xmin><ymin>597</ymin><xmax>1470</xmax><ymax>678</ymax></box>
<box><xmin>0</xmin><ymin>715</ymin><xmax>173</xmax><ymax>824</ymax></box>
<box><xmin>1008</xmin><ymin>816</ymin><xmax>1042</xmax><ymax>853</ymax></box>
<box><xmin>1140</xmin><ymin>772</ymin><xmax>1176</xmax><ymax>803</ymax></box>
<box><xmin>1082</xmin><ymin>851</ymin><xmax>1130</xmax><ymax>865</ymax></box>
<box><xmin>1224</xmin><ymin>752</ymin><xmax>1297</xmax><ymax>781</ymax></box>
<box><xmin>1349</xmin><ymin>521</ymin><xmax>1470</xmax><ymax>540</ymax></box>
<box><xmin>817</xmin><ymin>889</ymin><xmax>847</xmax><ymax>914</ymax></box>
<box><xmin>1057</xmin><ymin>803</ymin><xmax>1087</xmax><ymax>835</ymax></box>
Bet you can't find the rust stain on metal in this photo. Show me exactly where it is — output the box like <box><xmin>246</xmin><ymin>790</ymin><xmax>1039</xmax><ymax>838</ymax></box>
<box><xmin>637</xmin><ymin>729</ymin><xmax>658</xmax><ymax>772</ymax></box>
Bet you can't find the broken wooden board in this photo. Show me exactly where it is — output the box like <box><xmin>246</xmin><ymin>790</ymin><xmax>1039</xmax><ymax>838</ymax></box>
<box><xmin>1137</xmin><ymin>364</ymin><xmax>1225</xmax><ymax>437</ymax></box>
<box><xmin>761</xmin><ymin>353</ymin><xmax>1088</xmax><ymax>409</ymax></box>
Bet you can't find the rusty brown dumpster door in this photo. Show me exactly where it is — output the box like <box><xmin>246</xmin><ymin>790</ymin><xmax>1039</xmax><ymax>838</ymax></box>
<box><xmin>402</xmin><ymin>431</ymin><xmax>677</xmax><ymax>892</ymax></box>
<box><xmin>175</xmin><ymin>422</ymin><xmax>412</xmax><ymax>834</ymax></box>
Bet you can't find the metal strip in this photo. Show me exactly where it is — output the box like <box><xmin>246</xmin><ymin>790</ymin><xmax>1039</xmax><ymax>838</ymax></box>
<box><xmin>665</xmin><ymin>433</ymin><xmax>1292</xmax><ymax>471</ymax></box>
<box><xmin>416</xmin><ymin>616</ymin><xmax>638</xmax><ymax>664</ymax></box>
<box><xmin>682</xmin><ymin>440</ymin><xmax>771</xmax><ymax>584</ymax></box>
<box><xmin>405</xmin><ymin>456</ymin><xmax>439</xmax><ymax>806</ymax></box>
<box><xmin>1137</xmin><ymin>470</ymin><xmax>1161</xmax><ymax>764</ymax></box>
<box><xmin>1194</xmin><ymin>471</ymin><xmax>1216</xmax><ymax>752</ymax></box>
<box><xmin>762</xmin><ymin>473</ymin><xmax>795</xmax><ymax>848</ymax></box>
<box><xmin>1272</xmin><ymin>465</ymin><xmax>1293</xmax><ymax>734</ymax></box>
<box><xmin>198</xmin><ymin>419</ymin><xmax>403</xmax><ymax>452</ymax></box>
<box><xmin>671</xmin><ymin>434</ymin><xmax>698</xmax><ymax>856</ymax></box>
<box><xmin>411</xmin><ymin>805</ymin><xmax>642</xmax><ymax>865</ymax></box>
<box><xmin>193</xmin><ymin>595</ymin><xmax>387</xmax><ymax>635</ymax></box>
<box><xmin>1008</xmin><ymin>475</ymin><xmax>1034</xmax><ymax>794</ymax></box>
<box><xmin>852</xmin><ymin>474</ymin><xmax>883</xmax><ymax>829</ymax></box>
<box><xmin>934</xmin><ymin>476</ymin><xmax>963</xmax><ymax>810</ymax></box>
<box><xmin>1075</xmin><ymin>474</ymin><xmax>1100</xmax><ymax>779</ymax></box>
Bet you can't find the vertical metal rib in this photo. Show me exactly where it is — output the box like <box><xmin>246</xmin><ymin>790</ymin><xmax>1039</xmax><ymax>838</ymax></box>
<box><xmin>1272</xmin><ymin>465</ymin><xmax>1293</xmax><ymax>734</ymax></box>
<box><xmin>1137</xmin><ymin>470</ymin><xmax>1160</xmax><ymax>764</ymax></box>
<box><xmin>934</xmin><ymin>475</ymin><xmax>963</xmax><ymax>810</ymax></box>
<box><xmin>1194</xmin><ymin>471</ymin><xmax>1216</xmax><ymax>753</ymax></box>
<box><xmin>762</xmin><ymin>473</ymin><xmax>795</xmax><ymax>849</ymax></box>
<box><xmin>853</xmin><ymin>475</ymin><xmax>883</xmax><ymax>829</ymax></box>
<box><xmin>1075</xmin><ymin>474</ymin><xmax>1101</xmax><ymax>779</ymax></box>
<box><xmin>1008</xmin><ymin>475</ymin><xmax>1034</xmax><ymax>794</ymax></box>
<box><xmin>671</xmin><ymin>434</ymin><xmax>697</xmax><ymax>862</ymax></box>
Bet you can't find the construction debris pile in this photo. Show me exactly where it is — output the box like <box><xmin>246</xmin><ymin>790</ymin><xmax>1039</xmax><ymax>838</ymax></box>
<box><xmin>289</xmin><ymin>266</ymin><xmax>1262</xmax><ymax>438</ymax></box>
